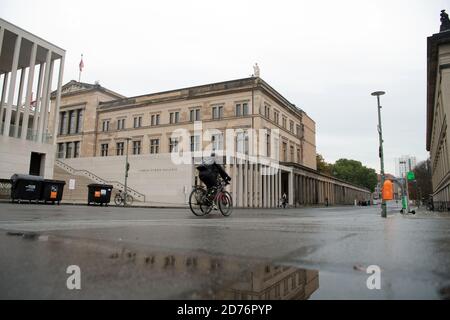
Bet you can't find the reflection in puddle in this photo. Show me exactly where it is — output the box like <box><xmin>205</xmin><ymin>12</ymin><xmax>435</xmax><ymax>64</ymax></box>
<box><xmin>4</xmin><ymin>233</ymin><xmax>319</xmax><ymax>299</ymax></box>
<box><xmin>108</xmin><ymin>247</ymin><xmax>319</xmax><ymax>300</ymax></box>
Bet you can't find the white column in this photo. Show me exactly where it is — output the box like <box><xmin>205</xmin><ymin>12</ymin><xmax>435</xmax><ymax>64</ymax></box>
<box><xmin>0</xmin><ymin>72</ymin><xmax>9</xmax><ymax>131</ymax></box>
<box><xmin>278</xmin><ymin>170</ymin><xmax>282</xmax><ymax>205</ymax></box>
<box><xmin>13</xmin><ymin>68</ymin><xmax>26</xmax><ymax>137</ymax></box>
<box><xmin>238</xmin><ymin>163</ymin><xmax>243</xmax><ymax>207</ymax></box>
<box><xmin>21</xmin><ymin>43</ymin><xmax>37</xmax><ymax>140</ymax></box>
<box><xmin>288</xmin><ymin>170</ymin><xmax>294</xmax><ymax>206</ymax></box>
<box><xmin>274</xmin><ymin>167</ymin><xmax>278</xmax><ymax>208</ymax></box>
<box><xmin>0</xmin><ymin>27</ymin><xmax>4</xmax><ymax>58</ymax></box>
<box><xmin>37</xmin><ymin>50</ymin><xmax>52</xmax><ymax>143</ymax></box>
<box><xmin>42</xmin><ymin>59</ymin><xmax>55</xmax><ymax>141</ymax></box>
<box><xmin>270</xmin><ymin>168</ymin><xmax>275</xmax><ymax>207</ymax></box>
<box><xmin>31</xmin><ymin>63</ymin><xmax>45</xmax><ymax>138</ymax></box>
<box><xmin>232</xmin><ymin>161</ymin><xmax>237</xmax><ymax>204</ymax></box>
<box><xmin>3</xmin><ymin>35</ymin><xmax>22</xmax><ymax>136</ymax></box>
<box><xmin>258</xmin><ymin>164</ymin><xmax>262</xmax><ymax>208</ymax></box>
<box><xmin>0</xmin><ymin>28</ymin><xmax>5</xmax><ymax>125</ymax></box>
<box><xmin>264</xmin><ymin>167</ymin><xmax>268</xmax><ymax>208</ymax></box>
<box><xmin>243</xmin><ymin>160</ymin><xmax>248</xmax><ymax>208</ymax></box>
<box><xmin>249</xmin><ymin>163</ymin><xmax>254</xmax><ymax>208</ymax></box>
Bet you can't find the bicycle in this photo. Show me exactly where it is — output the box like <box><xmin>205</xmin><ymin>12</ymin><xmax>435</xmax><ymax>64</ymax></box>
<box><xmin>189</xmin><ymin>178</ymin><xmax>233</xmax><ymax>217</ymax></box>
<box><xmin>114</xmin><ymin>190</ymin><xmax>134</xmax><ymax>206</ymax></box>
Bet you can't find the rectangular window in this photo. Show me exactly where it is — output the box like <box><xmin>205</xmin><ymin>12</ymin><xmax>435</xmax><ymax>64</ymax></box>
<box><xmin>117</xmin><ymin>118</ymin><xmax>125</xmax><ymax>130</ymax></box>
<box><xmin>102</xmin><ymin>120</ymin><xmax>109</xmax><ymax>132</ymax></box>
<box><xmin>57</xmin><ymin>143</ymin><xmax>64</xmax><ymax>158</ymax></box>
<box><xmin>68</xmin><ymin>111</ymin><xmax>76</xmax><ymax>134</ymax></box>
<box><xmin>282</xmin><ymin>142</ymin><xmax>287</xmax><ymax>161</ymax></box>
<box><xmin>190</xmin><ymin>109</ymin><xmax>200</xmax><ymax>122</ymax></box>
<box><xmin>242</xmin><ymin>102</ymin><xmax>248</xmax><ymax>116</ymax></box>
<box><xmin>266</xmin><ymin>134</ymin><xmax>271</xmax><ymax>157</ymax></box>
<box><xmin>66</xmin><ymin>142</ymin><xmax>73</xmax><ymax>158</ymax></box>
<box><xmin>237</xmin><ymin>131</ymin><xmax>249</xmax><ymax>155</ymax></box>
<box><xmin>169</xmin><ymin>138</ymin><xmax>178</xmax><ymax>152</ymax></box>
<box><xmin>290</xmin><ymin>145</ymin><xmax>294</xmax><ymax>162</ymax></box>
<box><xmin>150</xmin><ymin>139</ymin><xmax>160</xmax><ymax>154</ymax></box>
<box><xmin>74</xmin><ymin>141</ymin><xmax>80</xmax><ymax>158</ymax></box>
<box><xmin>297</xmin><ymin>148</ymin><xmax>301</xmax><ymax>163</ymax></box>
<box><xmin>59</xmin><ymin>112</ymin><xmax>66</xmax><ymax>135</ymax></box>
<box><xmin>101</xmin><ymin>143</ymin><xmax>108</xmax><ymax>157</ymax></box>
<box><xmin>76</xmin><ymin>109</ymin><xmax>83</xmax><ymax>133</ymax></box>
<box><xmin>170</xmin><ymin>112</ymin><xmax>180</xmax><ymax>124</ymax></box>
<box><xmin>212</xmin><ymin>106</ymin><xmax>223</xmax><ymax>119</ymax></box>
<box><xmin>296</xmin><ymin>125</ymin><xmax>303</xmax><ymax>138</ymax></box>
<box><xmin>235</xmin><ymin>104</ymin><xmax>241</xmax><ymax>116</ymax></box>
<box><xmin>116</xmin><ymin>142</ymin><xmax>124</xmax><ymax>156</ymax></box>
<box><xmin>133</xmin><ymin>116</ymin><xmax>142</xmax><ymax>128</ymax></box>
<box><xmin>190</xmin><ymin>135</ymin><xmax>200</xmax><ymax>152</ymax></box>
<box><xmin>282</xmin><ymin>117</ymin><xmax>287</xmax><ymax>129</ymax></box>
<box><xmin>274</xmin><ymin>111</ymin><xmax>279</xmax><ymax>124</ymax></box>
<box><xmin>132</xmin><ymin>141</ymin><xmax>141</xmax><ymax>155</ymax></box>
<box><xmin>151</xmin><ymin>114</ymin><xmax>160</xmax><ymax>126</ymax></box>
<box><xmin>290</xmin><ymin>121</ymin><xmax>294</xmax><ymax>133</ymax></box>
<box><xmin>264</xmin><ymin>105</ymin><xmax>270</xmax><ymax>119</ymax></box>
<box><xmin>211</xmin><ymin>133</ymin><xmax>223</xmax><ymax>151</ymax></box>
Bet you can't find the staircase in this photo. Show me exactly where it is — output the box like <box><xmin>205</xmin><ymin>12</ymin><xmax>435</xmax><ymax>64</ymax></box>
<box><xmin>54</xmin><ymin>159</ymin><xmax>146</xmax><ymax>202</ymax></box>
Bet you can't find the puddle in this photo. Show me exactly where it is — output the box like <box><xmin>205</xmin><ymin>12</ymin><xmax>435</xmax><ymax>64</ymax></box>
<box><xmin>0</xmin><ymin>232</ymin><xmax>319</xmax><ymax>299</ymax></box>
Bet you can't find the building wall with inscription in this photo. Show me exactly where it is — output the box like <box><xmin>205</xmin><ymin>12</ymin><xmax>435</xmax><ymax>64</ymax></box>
<box><xmin>63</xmin><ymin>153</ymin><xmax>193</xmax><ymax>205</ymax></box>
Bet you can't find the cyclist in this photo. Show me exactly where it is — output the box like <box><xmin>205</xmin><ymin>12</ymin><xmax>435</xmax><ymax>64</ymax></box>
<box><xmin>197</xmin><ymin>152</ymin><xmax>231</xmax><ymax>206</ymax></box>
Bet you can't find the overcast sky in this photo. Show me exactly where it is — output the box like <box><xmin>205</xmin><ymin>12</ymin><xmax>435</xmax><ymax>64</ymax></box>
<box><xmin>1</xmin><ymin>0</ymin><xmax>447</xmax><ymax>174</ymax></box>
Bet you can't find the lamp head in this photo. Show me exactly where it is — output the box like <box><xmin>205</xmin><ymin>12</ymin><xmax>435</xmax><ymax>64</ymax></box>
<box><xmin>371</xmin><ymin>91</ymin><xmax>385</xmax><ymax>97</ymax></box>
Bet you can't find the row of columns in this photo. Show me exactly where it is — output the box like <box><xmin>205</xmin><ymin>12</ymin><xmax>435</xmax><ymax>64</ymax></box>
<box><xmin>292</xmin><ymin>173</ymin><xmax>370</xmax><ymax>206</ymax></box>
<box><xmin>228</xmin><ymin>160</ymin><xmax>283</xmax><ymax>208</ymax></box>
<box><xmin>0</xmin><ymin>25</ymin><xmax>65</xmax><ymax>143</ymax></box>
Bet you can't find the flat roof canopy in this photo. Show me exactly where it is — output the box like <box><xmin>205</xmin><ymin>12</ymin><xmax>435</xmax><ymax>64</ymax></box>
<box><xmin>0</xmin><ymin>18</ymin><xmax>65</xmax><ymax>74</ymax></box>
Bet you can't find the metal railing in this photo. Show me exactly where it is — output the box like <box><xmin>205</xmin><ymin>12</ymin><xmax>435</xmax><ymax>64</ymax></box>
<box><xmin>0</xmin><ymin>122</ymin><xmax>53</xmax><ymax>144</ymax></box>
<box><xmin>55</xmin><ymin>159</ymin><xmax>146</xmax><ymax>202</ymax></box>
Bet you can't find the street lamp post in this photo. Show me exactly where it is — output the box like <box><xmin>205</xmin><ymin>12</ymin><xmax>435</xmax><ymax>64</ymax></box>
<box><xmin>371</xmin><ymin>91</ymin><xmax>387</xmax><ymax>218</ymax></box>
<box><xmin>124</xmin><ymin>137</ymin><xmax>131</xmax><ymax>206</ymax></box>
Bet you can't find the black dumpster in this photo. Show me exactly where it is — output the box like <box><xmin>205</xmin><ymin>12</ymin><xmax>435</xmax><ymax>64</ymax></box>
<box><xmin>41</xmin><ymin>179</ymin><xmax>66</xmax><ymax>205</ymax></box>
<box><xmin>10</xmin><ymin>174</ymin><xmax>44</xmax><ymax>203</ymax></box>
<box><xmin>87</xmin><ymin>184</ymin><xmax>113</xmax><ymax>206</ymax></box>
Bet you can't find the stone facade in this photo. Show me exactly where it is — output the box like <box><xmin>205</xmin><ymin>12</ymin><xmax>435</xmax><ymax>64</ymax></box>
<box><xmin>427</xmin><ymin>26</ymin><xmax>450</xmax><ymax>210</ymax></box>
<box><xmin>50</xmin><ymin>77</ymin><xmax>370</xmax><ymax>207</ymax></box>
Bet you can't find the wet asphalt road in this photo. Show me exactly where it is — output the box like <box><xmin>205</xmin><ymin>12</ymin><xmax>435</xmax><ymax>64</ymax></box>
<box><xmin>0</xmin><ymin>201</ymin><xmax>449</xmax><ymax>299</ymax></box>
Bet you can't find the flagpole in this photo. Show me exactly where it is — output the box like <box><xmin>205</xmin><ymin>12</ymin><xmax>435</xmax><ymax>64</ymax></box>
<box><xmin>78</xmin><ymin>54</ymin><xmax>83</xmax><ymax>82</ymax></box>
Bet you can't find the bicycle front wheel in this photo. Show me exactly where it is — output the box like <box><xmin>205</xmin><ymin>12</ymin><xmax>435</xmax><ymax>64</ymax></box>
<box><xmin>218</xmin><ymin>191</ymin><xmax>233</xmax><ymax>216</ymax></box>
<box><xmin>189</xmin><ymin>187</ymin><xmax>208</xmax><ymax>216</ymax></box>
<box><xmin>114</xmin><ymin>194</ymin><xmax>122</xmax><ymax>205</ymax></box>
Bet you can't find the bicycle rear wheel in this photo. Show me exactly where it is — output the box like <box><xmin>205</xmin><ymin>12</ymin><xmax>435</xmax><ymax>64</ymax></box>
<box><xmin>189</xmin><ymin>187</ymin><xmax>208</xmax><ymax>216</ymax></box>
<box><xmin>125</xmin><ymin>194</ymin><xmax>133</xmax><ymax>206</ymax></box>
<box><xmin>114</xmin><ymin>194</ymin><xmax>122</xmax><ymax>205</ymax></box>
<box><xmin>218</xmin><ymin>191</ymin><xmax>233</xmax><ymax>216</ymax></box>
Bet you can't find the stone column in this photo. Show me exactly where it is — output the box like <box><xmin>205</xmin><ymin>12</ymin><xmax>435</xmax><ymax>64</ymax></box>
<box><xmin>37</xmin><ymin>50</ymin><xmax>52</xmax><ymax>143</ymax></box>
<box><xmin>0</xmin><ymin>72</ymin><xmax>9</xmax><ymax>131</ymax></box>
<box><xmin>21</xmin><ymin>43</ymin><xmax>38</xmax><ymax>140</ymax></box>
<box><xmin>13</xmin><ymin>68</ymin><xmax>26</xmax><ymax>137</ymax></box>
<box><xmin>3</xmin><ymin>35</ymin><xmax>22</xmax><ymax>136</ymax></box>
<box><xmin>31</xmin><ymin>64</ymin><xmax>45</xmax><ymax>138</ymax></box>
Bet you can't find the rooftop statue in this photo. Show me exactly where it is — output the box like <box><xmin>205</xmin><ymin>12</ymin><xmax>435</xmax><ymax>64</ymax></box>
<box><xmin>253</xmin><ymin>63</ymin><xmax>260</xmax><ymax>77</ymax></box>
<box><xmin>441</xmin><ymin>9</ymin><xmax>450</xmax><ymax>32</ymax></box>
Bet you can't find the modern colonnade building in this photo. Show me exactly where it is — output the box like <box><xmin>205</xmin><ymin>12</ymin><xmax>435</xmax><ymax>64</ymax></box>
<box><xmin>50</xmin><ymin>77</ymin><xmax>370</xmax><ymax>207</ymax></box>
<box><xmin>0</xmin><ymin>18</ymin><xmax>65</xmax><ymax>179</ymax></box>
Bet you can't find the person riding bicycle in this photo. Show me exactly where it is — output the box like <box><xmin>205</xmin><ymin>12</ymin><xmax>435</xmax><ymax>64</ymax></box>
<box><xmin>197</xmin><ymin>152</ymin><xmax>231</xmax><ymax>204</ymax></box>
